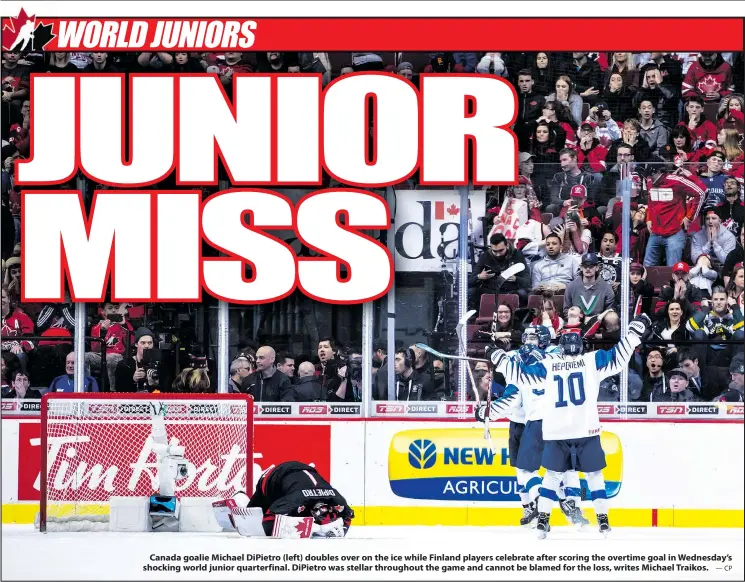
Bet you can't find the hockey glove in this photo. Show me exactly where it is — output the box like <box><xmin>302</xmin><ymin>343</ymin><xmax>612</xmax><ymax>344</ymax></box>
<box><xmin>628</xmin><ymin>313</ymin><xmax>651</xmax><ymax>339</ymax></box>
<box><xmin>484</xmin><ymin>344</ymin><xmax>499</xmax><ymax>364</ymax></box>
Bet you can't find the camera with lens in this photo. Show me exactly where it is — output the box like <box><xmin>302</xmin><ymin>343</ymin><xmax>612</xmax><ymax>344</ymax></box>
<box><xmin>141</xmin><ymin>348</ymin><xmax>161</xmax><ymax>386</ymax></box>
<box><xmin>345</xmin><ymin>354</ymin><xmax>363</xmax><ymax>384</ymax></box>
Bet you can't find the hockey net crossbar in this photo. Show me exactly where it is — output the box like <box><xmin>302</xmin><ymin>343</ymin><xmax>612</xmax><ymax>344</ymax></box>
<box><xmin>39</xmin><ymin>393</ymin><xmax>254</xmax><ymax>533</ymax></box>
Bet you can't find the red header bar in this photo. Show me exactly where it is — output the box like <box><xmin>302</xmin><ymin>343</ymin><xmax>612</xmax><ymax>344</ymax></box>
<box><xmin>2</xmin><ymin>16</ymin><xmax>743</xmax><ymax>52</ymax></box>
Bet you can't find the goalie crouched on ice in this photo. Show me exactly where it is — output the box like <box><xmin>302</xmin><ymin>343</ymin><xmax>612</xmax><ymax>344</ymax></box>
<box><xmin>213</xmin><ymin>461</ymin><xmax>354</xmax><ymax>538</ymax></box>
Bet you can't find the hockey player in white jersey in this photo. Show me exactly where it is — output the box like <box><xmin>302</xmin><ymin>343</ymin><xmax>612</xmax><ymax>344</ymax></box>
<box><xmin>479</xmin><ymin>325</ymin><xmax>588</xmax><ymax>529</ymax></box>
<box><xmin>532</xmin><ymin>314</ymin><xmax>651</xmax><ymax>539</ymax></box>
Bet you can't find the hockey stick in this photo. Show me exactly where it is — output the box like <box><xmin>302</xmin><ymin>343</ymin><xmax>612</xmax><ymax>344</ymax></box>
<box><xmin>455</xmin><ymin>310</ymin><xmax>496</xmax><ymax>453</ymax></box>
<box><xmin>413</xmin><ymin>343</ymin><xmax>489</xmax><ymax>363</ymax></box>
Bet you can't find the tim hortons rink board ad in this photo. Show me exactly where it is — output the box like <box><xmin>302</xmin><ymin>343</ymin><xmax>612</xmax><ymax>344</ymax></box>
<box><xmin>1</xmin><ymin>1</ymin><xmax>745</xmax><ymax>581</ymax></box>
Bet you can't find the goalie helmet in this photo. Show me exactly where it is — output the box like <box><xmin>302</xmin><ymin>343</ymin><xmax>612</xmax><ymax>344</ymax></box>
<box><xmin>311</xmin><ymin>502</ymin><xmax>340</xmax><ymax>525</ymax></box>
<box><xmin>559</xmin><ymin>330</ymin><xmax>584</xmax><ymax>356</ymax></box>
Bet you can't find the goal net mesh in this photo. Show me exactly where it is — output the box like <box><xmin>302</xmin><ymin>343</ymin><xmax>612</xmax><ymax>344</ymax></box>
<box><xmin>40</xmin><ymin>394</ymin><xmax>252</xmax><ymax>531</ymax></box>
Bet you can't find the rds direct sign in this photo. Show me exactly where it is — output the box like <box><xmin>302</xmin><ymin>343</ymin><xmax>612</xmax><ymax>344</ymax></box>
<box><xmin>388</xmin><ymin>429</ymin><xmax>623</xmax><ymax>502</ymax></box>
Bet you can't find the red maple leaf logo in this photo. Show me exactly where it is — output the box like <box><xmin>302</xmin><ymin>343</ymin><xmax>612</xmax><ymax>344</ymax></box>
<box><xmin>1</xmin><ymin>9</ymin><xmax>35</xmax><ymax>51</ymax></box>
<box><xmin>446</xmin><ymin>203</ymin><xmax>460</xmax><ymax>216</ymax></box>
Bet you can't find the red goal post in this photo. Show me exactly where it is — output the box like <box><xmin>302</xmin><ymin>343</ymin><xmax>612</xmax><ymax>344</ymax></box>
<box><xmin>39</xmin><ymin>392</ymin><xmax>253</xmax><ymax>532</ymax></box>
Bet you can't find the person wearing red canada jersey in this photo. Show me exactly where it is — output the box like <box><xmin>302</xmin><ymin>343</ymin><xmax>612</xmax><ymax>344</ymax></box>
<box><xmin>85</xmin><ymin>302</ymin><xmax>134</xmax><ymax>391</ymax></box>
<box><xmin>643</xmin><ymin>146</ymin><xmax>707</xmax><ymax>267</ymax></box>
<box><xmin>1</xmin><ymin>286</ymin><xmax>34</xmax><ymax>363</ymax></box>
<box><xmin>681</xmin><ymin>52</ymin><xmax>734</xmax><ymax>103</ymax></box>
<box><xmin>679</xmin><ymin>97</ymin><xmax>718</xmax><ymax>152</ymax></box>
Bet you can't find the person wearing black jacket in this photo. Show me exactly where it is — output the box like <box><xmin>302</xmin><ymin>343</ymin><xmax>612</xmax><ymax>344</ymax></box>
<box><xmin>394</xmin><ymin>349</ymin><xmax>429</xmax><ymax>401</ymax></box>
<box><xmin>288</xmin><ymin>362</ymin><xmax>325</xmax><ymax>402</ymax></box>
<box><xmin>241</xmin><ymin>346</ymin><xmax>292</xmax><ymax>402</ymax></box>
<box><xmin>514</xmin><ymin>70</ymin><xmax>546</xmax><ymax>151</ymax></box>
<box><xmin>315</xmin><ymin>338</ymin><xmax>341</xmax><ymax>397</ymax></box>
<box><xmin>468</xmin><ymin>234</ymin><xmax>530</xmax><ymax>309</ymax></box>
<box><xmin>113</xmin><ymin>327</ymin><xmax>170</xmax><ymax>393</ymax></box>
<box><xmin>724</xmin><ymin>229</ymin><xmax>744</xmax><ymax>286</ymax></box>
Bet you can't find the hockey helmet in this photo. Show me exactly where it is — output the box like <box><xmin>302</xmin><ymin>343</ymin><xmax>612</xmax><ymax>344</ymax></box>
<box><xmin>522</xmin><ymin>325</ymin><xmax>551</xmax><ymax>350</ymax></box>
<box><xmin>559</xmin><ymin>330</ymin><xmax>583</xmax><ymax>356</ymax></box>
<box><xmin>311</xmin><ymin>502</ymin><xmax>340</xmax><ymax>525</ymax></box>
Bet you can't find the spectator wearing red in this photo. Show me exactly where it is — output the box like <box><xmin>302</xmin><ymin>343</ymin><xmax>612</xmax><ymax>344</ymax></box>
<box><xmin>559</xmin><ymin>183</ymin><xmax>603</xmax><ymax>242</ymax></box>
<box><xmin>1</xmin><ymin>50</ymin><xmax>30</xmax><ymax>135</ymax></box>
<box><xmin>1</xmin><ymin>286</ymin><xmax>34</xmax><ymax>363</ymax></box>
<box><xmin>691</xmin><ymin>207</ymin><xmax>737</xmax><ymax>269</ymax></box>
<box><xmin>85</xmin><ymin>302</ymin><xmax>134</xmax><ymax>391</ymax></box>
<box><xmin>717</xmin><ymin>94</ymin><xmax>745</xmax><ymax>134</ymax></box>
<box><xmin>681</xmin><ymin>52</ymin><xmax>734</xmax><ymax>103</ymax></box>
<box><xmin>643</xmin><ymin>150</ymin><xmax>707</xmax><ymax>267</ymax></box>
<box><xmin>36</xmin><ymin>298</ymin><xmax>75</xmax><ymax>347</ymax></box>
<box><xmin>576</xmin><ymin>122</ymin><xmax>609</xmax><ymax>175</ymax></box>
<box><xmin>718</xmin><ymin>129</ymin><xmax>744</xmax><ymax>175</ymax></box>
<box><xmin>536</xmin><ymin>101</ymin><xmax>574</xmax><ymax>149</ymax></box>
<box><xmin>547</xmin><ymin>76</ymin><xmax>584</xmax><ymax>127</ymax></box>
<box><xmin>679</xmin><ymin>97</ymin><xmax>718</xmax><ymax>151</ymax></box>
<box><xmin>531</xmin><ymin>295</ymin><xmax>564</xmax><ymax>338</ymax></box>
<box><xmin>657</xmin><ymin>262</ymin><xmax>703</xmax><ymax>315</ymax></box>
<box><xmin>637</xmin><ymin>99</ymin><xmax>669</xmax><ymax>156</ymax></box>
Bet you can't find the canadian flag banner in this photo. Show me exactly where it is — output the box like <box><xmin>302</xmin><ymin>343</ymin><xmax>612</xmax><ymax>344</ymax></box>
<box><xmin>392</xmin><ymin>190</ymin><xmax>486</xmax><ymax>272</ymax></box>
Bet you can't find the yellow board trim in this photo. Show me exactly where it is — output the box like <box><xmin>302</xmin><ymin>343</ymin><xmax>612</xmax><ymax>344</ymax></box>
<box><xmin>3</xmin><ymin>504</ymin><xmax>742</xmax><ymax>528</ymax></box>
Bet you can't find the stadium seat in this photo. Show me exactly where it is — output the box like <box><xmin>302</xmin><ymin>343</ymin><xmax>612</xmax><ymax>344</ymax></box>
<box><xmin>645</xmin><ymin>267</ymin><xmax>673</xmax><ymax>293</ymax></box>
<box><xmin>475</xmin><ymin>294</ymin><xmax>519</xmax><ymax>325</ymax></box>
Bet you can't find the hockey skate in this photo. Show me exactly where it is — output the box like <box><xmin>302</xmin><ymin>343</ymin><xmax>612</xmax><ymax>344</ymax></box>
<box><xmin>560</xmin><ymin>499</ymin><xmax>590</xmax><ymax>530</ymax></box>
<box><xmin>520</xmin><ymin>502</ymin><xmax>538</xmax><ymax>528</ymax></box>
<box><xmin>597</xmin><ymin>514</ymin><xmax>611</xmax><ymax>537</ymax></box>
<box><xmin>535</xmin><ymin>512</ymin><xmax>550</xmax><ymax>540</ymax></box>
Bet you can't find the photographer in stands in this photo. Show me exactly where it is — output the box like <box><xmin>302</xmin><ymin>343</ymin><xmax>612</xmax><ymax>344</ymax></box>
<box><xmin>113</xmin><ymin>327</ymin><xmax>169</xmax><ymax>393</ymax></box>
<box><xmin>330</xmin><ymin>346</ymin><xmax>363</xmax><ymax>402</ymax></box>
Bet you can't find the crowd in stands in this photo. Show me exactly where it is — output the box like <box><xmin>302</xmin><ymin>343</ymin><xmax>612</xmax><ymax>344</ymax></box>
<box><xmin>1</xmin><ymin>50</ymin><xmax>744</xmax><ymax>405</ymax></box>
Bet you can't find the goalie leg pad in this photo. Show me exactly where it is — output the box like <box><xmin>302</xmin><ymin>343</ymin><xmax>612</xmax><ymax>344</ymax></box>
<box><xmin>228</xmin><ymin>506</ymin><xmax>267</xmax><ymax>537</ymax></box>
<box><xmin>110</xmin><ymin>496</ymin><xmax>150</xmax><ymax>532</ymax></box>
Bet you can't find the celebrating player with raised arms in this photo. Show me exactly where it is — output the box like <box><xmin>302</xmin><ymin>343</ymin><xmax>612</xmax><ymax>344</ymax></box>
<box><xmin>532</xmin><ymin>314</ymin><xmax>651</xmax><ymax>538</ymax></box>
<box><xmin>479</xmin><ymin>325</ymin><xmax>589</xmax><ymax>529</ymax></box>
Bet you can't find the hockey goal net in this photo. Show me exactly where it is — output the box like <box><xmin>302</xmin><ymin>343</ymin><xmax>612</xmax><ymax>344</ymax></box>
<box><xmin>39</xmin><ymin>393</ymin><xmax>253</xmax><ymax>532</ymax></box>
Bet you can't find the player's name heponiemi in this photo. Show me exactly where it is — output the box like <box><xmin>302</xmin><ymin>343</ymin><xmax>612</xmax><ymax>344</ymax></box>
<box><xmin>1</xmin><ymin>400</ymin><xmax>741</xmax><ymax>417</ymax></box>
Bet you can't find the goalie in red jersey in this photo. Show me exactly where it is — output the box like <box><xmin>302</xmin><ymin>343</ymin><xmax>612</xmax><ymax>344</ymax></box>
<box><xmin>213</xmin><ymin>461</ymin><xmax>354</xmax><ymax>538</ymax></box>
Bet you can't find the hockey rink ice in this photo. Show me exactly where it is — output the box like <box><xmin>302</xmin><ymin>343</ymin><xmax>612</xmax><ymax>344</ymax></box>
<box><xmin>2</xmin><ymin>524</ymin><xmax>743</xmax><ymax>581</ymax></box>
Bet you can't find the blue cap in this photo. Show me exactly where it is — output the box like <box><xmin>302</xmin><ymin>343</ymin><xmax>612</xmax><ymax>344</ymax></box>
<box><xmin>580</xmin><ymin>252</ymin><xmax>599</xmax><ymax>266</ymax></box>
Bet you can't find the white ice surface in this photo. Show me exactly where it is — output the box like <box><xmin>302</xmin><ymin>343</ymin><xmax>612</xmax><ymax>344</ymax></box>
<box><xmin>2</xmin><ymin>524</ymin><xmax>743</xmax><ymax>581</ymax></box>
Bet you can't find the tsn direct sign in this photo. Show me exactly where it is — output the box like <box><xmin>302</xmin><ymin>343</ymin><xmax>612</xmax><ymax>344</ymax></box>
<box><xmin>15</xmin><ymin>423</ymin><xmax>330</xmax><ymax>502</ymax></box>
